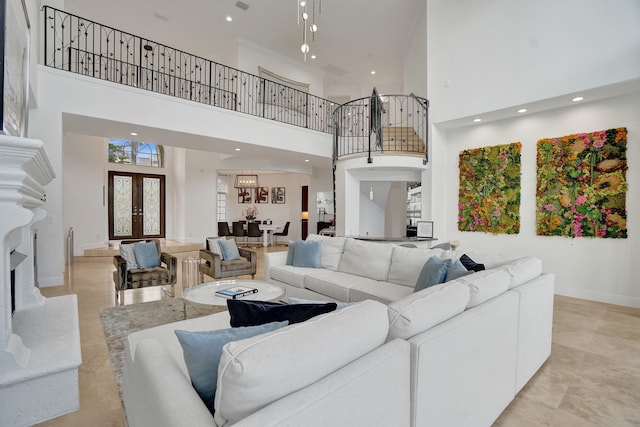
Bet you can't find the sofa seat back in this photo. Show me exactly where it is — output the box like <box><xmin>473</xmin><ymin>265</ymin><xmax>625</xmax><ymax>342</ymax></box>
<box><xmin>338</xmin><ymin>238</ymin><xmax>395</xmax><ymax>281</ymax></box>
<box><xmin>387</xmin><ymin>246</ymin><xmax>446</xmax><ymax>288</ymax></box>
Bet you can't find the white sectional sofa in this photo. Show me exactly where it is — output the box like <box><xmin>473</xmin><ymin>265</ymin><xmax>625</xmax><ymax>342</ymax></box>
<box><xmin>122</xmin><ymin>235</ymin><xmax>554</xmax><ymax>427</ymax></box>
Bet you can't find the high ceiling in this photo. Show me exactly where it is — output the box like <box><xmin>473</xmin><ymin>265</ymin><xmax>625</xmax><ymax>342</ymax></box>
<box><xmin>63</xmin><ymin>0</ymin><xmax>426</xmax><ymax>99</ymax></box>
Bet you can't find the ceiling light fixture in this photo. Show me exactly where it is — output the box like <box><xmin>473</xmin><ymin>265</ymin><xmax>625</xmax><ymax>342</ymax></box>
<box><xmin>130</xmin><ymin>132</ymin><xmax>138</xmax><ymax>136</ymax></box>
<box><xmin>234</xmin><ymin>174</ymin><xmax>259</xmax><ymax>188</ymax></box>
<box><xmin>473</xmin><ymin>118</ymin><xmax>482</xmax><ymax>123</ymax></box>
<box><xmin>517</xmin><ymin>108</ymin><xmax>527</xmax><ymax>113</ymax></box>
<box><xmin>235</xmin><ymin>148</ymin><xmax>241</xmax><ymax>151</ymax></box>
<box><xmin>298</xmin><ymin>0</ymin><xmax>321</xmax><ymax>61</ymax></box>
<box><xmin>371</xmin><ymin>70</ymin><xmax>376</xmax><ymax>75</ymax></box>
<box><xmin>369</xmin><ymin>186</ymin><xmax>374</xmax><ymax>201</ymax></box>
<box><xmin>572</xmin><ymin>96</ymin><xmax>584</xmax><ymax>102</ymax></box>
<box><xmin>226</xmin><ymin>16</ymin><xmax>232</xmax><ymax>22</ymax></box>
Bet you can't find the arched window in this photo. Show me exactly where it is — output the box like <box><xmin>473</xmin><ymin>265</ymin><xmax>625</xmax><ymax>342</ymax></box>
<box><xmin>108</xmin><ymin>139</ymin><xmax>164</xmax><ymax>167</ymax></box>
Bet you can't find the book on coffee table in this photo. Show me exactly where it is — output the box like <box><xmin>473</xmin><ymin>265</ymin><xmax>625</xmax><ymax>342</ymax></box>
<box><xmin>215</xmin><ymin>286</ymin><xmax>258</xmax><ymax>299</ymax></box>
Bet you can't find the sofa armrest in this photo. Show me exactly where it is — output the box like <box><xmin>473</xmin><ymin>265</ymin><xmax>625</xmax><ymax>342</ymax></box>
<box><xmin>113</xmin><ymin>255</ymin><xmax>127</xmax><ymax>291</ymax></box>
<box><xmin>160</xmin><ymin>252</ymin><xmax>177</xmax><ymax>284</ymax></box>
<box><xmin>264</xmin><ymin>251</ymin><xmax>288</xmax><ymax>281</ymax></box>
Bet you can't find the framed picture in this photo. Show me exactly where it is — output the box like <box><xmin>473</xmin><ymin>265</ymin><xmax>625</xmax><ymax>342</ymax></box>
<box><xmin>416</xmin><ymin>221</ymin><xmax>433</xmax><ymax>238</ymax></box>
<box><xmin>1</xmin><ymin>0</ymin><xmax>31</xmax><ymax>137</ymax></box>
<box><xmin>255</xmin><ymin>186</ymin><xmax>269</xmax><ymax>203</ymax></box>
<box><xmin>237</xmin><ymin>188</ymin><xmax>252</xmax><ymax>204</ymax></box>
<box><xmin>271</xmin><ymin>187</ymin><xmax>285</xmax><ymax>204</ymax></box>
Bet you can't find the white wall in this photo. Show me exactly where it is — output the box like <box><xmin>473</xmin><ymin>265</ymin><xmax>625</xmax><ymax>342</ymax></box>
<box><xmin>440</xmin><ymin>92</ymin><xmax>639</xmax><ymax>307</ymax></box>
<box><xmin>403</xmin><ymin>3</ymin><xmax>427</xmax><ymax>98</ymax></box>
<box><xmin>427</xmin><ymin>0</ymin><xmax>640</xmax><ymax>123</ymax></box>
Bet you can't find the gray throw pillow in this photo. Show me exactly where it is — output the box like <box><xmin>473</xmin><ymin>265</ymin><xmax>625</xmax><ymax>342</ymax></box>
<box><xmin>415</xmin><ymin>257</ymin><xmax>452</xmax><ymax>292</ymax></box>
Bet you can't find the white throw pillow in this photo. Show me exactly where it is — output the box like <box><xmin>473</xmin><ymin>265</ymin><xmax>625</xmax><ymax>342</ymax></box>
<box><xmin>214</xmin><ymin>300</ymin><xmax>389</xmax><ymax>425</ymax></box>
<box><xmin>338</xmin><ymin>238</ymin><xmax>394</xmax><ymax>281</ymax></box>
<box><xmin>206</xmin><ymin>237</ymin><xmax>226</xmax><ymax>260</ymax></box>
<box><xmin>387</xmin><ymin>282</ymin><xmax>470</xmax><ymax>340</ymax></box>
<box><xmin>119</xmin><ymin>243</ymin><xmax>138</xmax><ymax>270</ymax></box>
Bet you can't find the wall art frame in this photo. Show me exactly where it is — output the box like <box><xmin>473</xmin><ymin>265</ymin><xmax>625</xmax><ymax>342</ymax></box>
<box><xmin>416</xmin><ymin>221</ymin><xmax>433</xmax><ymax>238</ymax></box>
<box><xmin>255</xmin><ymin>186</ymin><xmax>269</xmax><ymax>204</ymax></box>
<box><xmin>237</xmin><ymin>188</ymin><xmax>252</xmax><ymax>204</ymax></box>
<box><xmin>1</xmin><ymin>0</ymin><xmax>30</xmax><ymax>137</ymax></box>
<box><xmin>271</xmin><ymin>187</ymin><xmax>286</xmax><ymax>204</ymax></box>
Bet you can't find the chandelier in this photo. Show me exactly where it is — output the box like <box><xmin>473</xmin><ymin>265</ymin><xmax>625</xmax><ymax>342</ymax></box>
<box><xmin>298</xmin><ymin>0</ymin><xmax>321</xmax><ymax>61</ymax></box>
<box><xmin>234</xmin><ymin>174</ymin><xmax>260</xmax><ymax>188</ymax></box>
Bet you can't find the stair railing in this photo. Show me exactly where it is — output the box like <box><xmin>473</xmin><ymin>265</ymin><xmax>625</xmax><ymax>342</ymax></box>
<box><xmin>333</xmin><ymin>92</ymin><xmax>429</xmax><ymax>164</ymax></box>
<box><xmin>42</xmin><ymin>6</ymin><xmax>334</xmax><ymax>134</ymax></box>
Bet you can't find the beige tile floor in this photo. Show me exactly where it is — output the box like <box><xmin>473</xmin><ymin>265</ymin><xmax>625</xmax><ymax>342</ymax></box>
<box><xmin>35</xmin><ymin>245</ymin><xmax>640</xmax><ymax>426</ymax></box>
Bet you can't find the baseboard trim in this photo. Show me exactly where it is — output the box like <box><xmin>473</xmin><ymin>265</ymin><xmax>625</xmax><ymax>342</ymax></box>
<box><xmin>555</xmin><ymin>286</ymin><xmax>640</xmax><ymax>308</ymax></box>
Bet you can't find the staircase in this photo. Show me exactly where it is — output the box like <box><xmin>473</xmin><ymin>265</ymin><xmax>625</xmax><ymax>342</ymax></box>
<box><xmin>379</xmin><ymin>126</ymin><xmax>425</xmax><ymax>155</ymax></box>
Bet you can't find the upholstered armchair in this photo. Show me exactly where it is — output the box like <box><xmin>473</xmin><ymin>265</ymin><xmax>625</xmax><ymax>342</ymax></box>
<box><xmin>113</xmin><ymin>239</ymin><xmax>177</xmax><ymax>305</ymax></box>
<box><xmin>199</xmin><ymin>237</ymin><xmax>257</xmax><ymax>280</ymax></box>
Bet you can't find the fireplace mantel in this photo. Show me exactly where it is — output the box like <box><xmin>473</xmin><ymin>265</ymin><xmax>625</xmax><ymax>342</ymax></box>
<box><xmin>0</xmin><ymin>136</ymin><xmax>81</xmax><ymax>426</ymax></box>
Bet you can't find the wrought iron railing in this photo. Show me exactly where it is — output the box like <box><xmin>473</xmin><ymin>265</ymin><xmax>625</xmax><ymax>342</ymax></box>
<box><xmin>333</xmin><ymin>91</ymin><xmax>429</xmax><ymax>164</ymax></box>
<box><xmin>42</xmin><ymin>6</ymin><xmax>334</xmax><ymax>133</ymax></box>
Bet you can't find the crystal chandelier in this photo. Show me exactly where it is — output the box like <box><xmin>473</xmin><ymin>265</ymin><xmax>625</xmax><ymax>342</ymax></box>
<box><xmin>298</xmin><ymin>0</ymin><xmax>321</xmax><ymax>61</ymax></box>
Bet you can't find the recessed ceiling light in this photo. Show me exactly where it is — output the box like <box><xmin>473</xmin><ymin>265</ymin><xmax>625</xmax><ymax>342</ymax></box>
<box><xmin>311</xmin><ymin>54</ymin><xmax>316</xmax><ymax>59</ymax></box>
<box><xmin>370</xmin><ymin>70</ymin><xmax>376</xmax><ymax>75</ymax></box>
<box><xmin>226</xmin><ymin>16</ymin><xmax>232</xmax><ymax>22</ymax></box>
<box><xmin>517</xmin><ymin>108</ymin><xmax>527</xmax><ymax>113</ymax></box>
<box><xmin>572</xmin><ymin>96</ymin><xmax>584</xmax><ymax>102</ymax></box>
<box><xmin>304</xmin><ymin>159</ymin><xmax>310</xmax><ymax>163</ymax></box>
<box><xmin>473</xmin><ymin>118</ymin><xmax>482</xmax><ymax>123</ymax></box>
<box><xmin>235</xmin><ymin>148</ymin><xmax>241</xmax><ymax>151</ymax></box>
<box><xmin>130</xmin><ymin>132</ymin><xmax>138</xmax><ymax>136</ymax></box>
<box><xmin>300</xmin><ymin>1</ymin><xmax>306</xmax><ymax>6</ymax></box>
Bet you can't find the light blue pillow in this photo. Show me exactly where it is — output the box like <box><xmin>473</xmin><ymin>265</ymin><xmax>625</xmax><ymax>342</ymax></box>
<box><xmin>133</xmin><ymin>241</ymin><xmax>159</xmax><ymax>268</ymax></box>
<box><xmin>292</xmin><ymin>240</ymin><xmax>321</xmax><ymax>268</ymax></box>
<box><xmin>414</xmin><ymin>257</ymin><xmax>452</xmax><ymax>292</ymax></box>
<box><xmin>286</xmin><ymin>240</ymin><xmax>301</xmax><ymax>265</ymax></box>
<box><xmin>175</xmin><ymin>321</ymin><xmax>288</xmax><ymax>412</ymax></box>
<box><xmin>446</xmin><ymin>259</ymin><xmax>473</xmax><ymax>281</ymax></box>
<box><xmin>219</xmin><ymin>238</ymin><xmax>241</xmax><ymax>261</ymax></box>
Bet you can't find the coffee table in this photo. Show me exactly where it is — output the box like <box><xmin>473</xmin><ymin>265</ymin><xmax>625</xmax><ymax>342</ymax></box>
<box><xmin>182</xmin><ymin>280</ymin><xmax>285</xmax><ymax>306</ymax></box>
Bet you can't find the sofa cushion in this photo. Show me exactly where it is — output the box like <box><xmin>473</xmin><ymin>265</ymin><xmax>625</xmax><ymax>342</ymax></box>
<box><xmin>350</xmin><ymin>281</ymin><xmax>414</xmax><ymax>305</ymax></box>
<box><xmin>387</xmin><ymin>246</ymin><xmax>445</xmax><ymax>287</ymax></box>
<box><xmin>414</xmin><ymin>257</ymin><xmax>452</xmax><ymax>292</ymax></box>
<box><xmin>269</xmin><ymin>265</ymin><xmax>313</xmax><ymax>289</ymax></box>
<box><xmin>504</xmin><ymin>256</ymin><xmax>543</xmax><ymax>289</ymax></box>
<box><xmin>292</xmin><ymin>240</ymin><xmax>322</xmax><ymax>268</ymax></box>
<box><xmin>338</xmin><ymin>238</ymin><xmax>394</xmax><ymax>281</ymax></box>
<box><xmin>119</xmin><ymin>243</ymin><xmax>139</xmax><ymax>270</ymax></box>
<box><xmin>387</xmin><ymin>282</ymin><xmax>470</xmax><ymax>340</ymax></box>
<box><xmin>218</xmin><ymin>239</ymin><xmax>241</xmax><ymax>261</ymax></box>
<box><xmin>220</xmin><ymin>258</ymin><xmax>251</xmax><ymax>273</ymax></box>
<box><xmin>307</xmin><ymin>235</ymin><xmax>347</xmax><ymax>271</ymax></box>
<box><xmin>174</xmin><ymin>321</ymin><xmax>288</xmax><ymax>411</ymax></box>
<box><xmin>304</xmin><ymin>270</ymin><xmax>376</xmax><ymax>301</ymax></box>
<box><xmin>227</xmin><ymin>300</ymin><xmax>337</xmax><ymax>327</ymax></box>
<box><xmin>454</xmin><ymin>269</ymin><xmax>512</xmax><ymax>308</ymax></box>
<box><xmin>134</xmin><ymin>241</ymin><xmax>160</xmax><ymax>268</ymax></box>
<box><xmin>214</xmin><ymin>300</ymin><xmax>390</xmax><ymax>425</ymax></box>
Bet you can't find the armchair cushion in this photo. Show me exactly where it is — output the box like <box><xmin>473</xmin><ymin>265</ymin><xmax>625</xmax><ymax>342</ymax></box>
<box><xmin>206</xmin><ymin>237</ymin><xmax>226</xmax><ymax>260</ymax></box>
<box><xmin>134</xmin><ymin>241</ymin><xmax>160</xmax><ymax>268</ymax></box>
<box><xmin>120</xmin><ymin>243</ymin><xmax>139</xmax><ymax>270</ymax></box>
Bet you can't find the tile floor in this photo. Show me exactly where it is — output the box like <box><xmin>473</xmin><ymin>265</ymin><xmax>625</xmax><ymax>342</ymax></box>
<box><xmin>35</xmin><ymin>245</ymin><xmax>640</xmax><ymax>426</ymax></box>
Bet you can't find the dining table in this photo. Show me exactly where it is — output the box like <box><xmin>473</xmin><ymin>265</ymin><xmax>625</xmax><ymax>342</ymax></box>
<box><xmin>259</xmin><ymin>224</ymin><xmax>280</xmax><ymax>247</ymax></box>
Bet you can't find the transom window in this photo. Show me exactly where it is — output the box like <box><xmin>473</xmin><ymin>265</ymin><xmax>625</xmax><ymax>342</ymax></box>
<box><xmin>108</xmin><ymin>139</ymin><xmax>164</xmax><ymax>167</ymax></box>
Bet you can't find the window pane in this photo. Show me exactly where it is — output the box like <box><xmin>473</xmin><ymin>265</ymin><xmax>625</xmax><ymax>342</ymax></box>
<box><xmin>143</xmin><ymin>177</ymin><xmax>161</xmax><ymax>235</ymax></box>
<box><xmin>113</xmin><ymin>175</ymin><xmax>133</xmax><ymax>236</ymax></box>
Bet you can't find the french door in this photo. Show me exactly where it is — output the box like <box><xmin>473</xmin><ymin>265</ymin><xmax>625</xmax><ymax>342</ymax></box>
<box><xmin>108</xmin><ymin>171</ymin><xmax>165</xmax><ymax>240</ymax></box>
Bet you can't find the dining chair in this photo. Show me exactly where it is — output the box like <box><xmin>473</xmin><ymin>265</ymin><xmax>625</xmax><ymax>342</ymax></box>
<box><xmin>273</xmin><ymin>221</ymin><xmax>290</xmax><ymax>246</ymax></box>
<box><xmin>247</xmin><ymin>222</ymin><xmax>262</xmax><ymax>247</ymax></box>
<box><xmin>232</xmin><ymin>221</ymin><xmax>247</xmax><ymax>245</ymax></box>
<box><xmin>218</xmin><ymin>221</ymin><xmax>232</xmax><ymax>237</ymax></box>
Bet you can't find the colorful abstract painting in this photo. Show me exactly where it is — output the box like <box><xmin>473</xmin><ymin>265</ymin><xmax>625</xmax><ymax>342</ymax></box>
<box><xmin>458</xmin><ymin>142</ymin><xmax>521</xmax><ymax>234</ymax></box>
<box><xmin>536</xmin><ymin>128</ymin><xmax>627</xmax><ymax>238</ymax></box>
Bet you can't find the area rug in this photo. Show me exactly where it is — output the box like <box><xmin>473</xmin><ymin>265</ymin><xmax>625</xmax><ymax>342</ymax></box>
<box><xmin>100</xmin><ymin>298</ymin><xmax>226</xmax><ymax>404</ymax></box>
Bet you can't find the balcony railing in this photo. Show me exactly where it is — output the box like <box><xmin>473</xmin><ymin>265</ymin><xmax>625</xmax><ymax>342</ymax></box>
<box><xmin>333</xmin><ymin>91</ymin><xmax>429</xmax><ymax>164</ymax></box>
<box><xmin>42</xmin><ymin>6</ymin><xmax>334</xmax><ymax>134</ymax></box>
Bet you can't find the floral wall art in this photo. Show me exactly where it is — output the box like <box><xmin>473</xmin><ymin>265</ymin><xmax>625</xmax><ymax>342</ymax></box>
<box><xmin>536</xmin><ymin>128</ymin><xmax>627</xmax><ymax>238</ymax></box>
<box><xmin>458</xmin><ymin>142</ymin><xmax>521</xmax><ymax>234</ymax></box>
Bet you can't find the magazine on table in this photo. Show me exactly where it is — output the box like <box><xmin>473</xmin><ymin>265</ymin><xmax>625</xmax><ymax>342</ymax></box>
<box><xmin>215</xmin><ymin>286</ymin><xmax>258</xmax><ymax>299</ymax></box>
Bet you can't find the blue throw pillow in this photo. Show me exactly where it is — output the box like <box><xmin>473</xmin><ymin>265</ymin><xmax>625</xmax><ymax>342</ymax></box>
<box><xmin>446</xmin><ymin>259</ymin><xmax>473</xmax><ymax>281</ymax></box>
<box><xmin>414</xmin><ymin>257</ymin><xmax>452</xmax><ymax>292</ymax></box>
<box><xmin>133</xmin><ymin>241</ymin><xmax>160</xmax><ymax>268</ymax></box>
<box><xmin>292</xmin><ymin>240</ymin><xmax>321</xmax><ymax>268</ymax></box>
<box><xmin>218</xmin><ymin>238</ymin><xmax>241</xmax><ymax>261</ymax></box>
<box><xmin>175</xmin><ymin>321</ymin><xmax>288</xmax><ymax>412</ymax></box>
<box><xmin>286</xmin><ymin>240</ymin><xmax>301</xmax><ymax>265</ymax></box>
<box><xmin>227</xmin><ymin>299</ymin><xmax>337</xmax><ymax>327</ymax></box>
